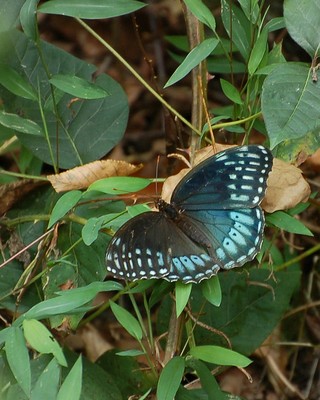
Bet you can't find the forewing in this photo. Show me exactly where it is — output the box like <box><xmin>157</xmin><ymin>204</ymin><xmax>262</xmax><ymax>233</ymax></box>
<box><xmin>172</xmin><ymin>145</ymin><xmax>273</xmax><ymax>210</ymax></box>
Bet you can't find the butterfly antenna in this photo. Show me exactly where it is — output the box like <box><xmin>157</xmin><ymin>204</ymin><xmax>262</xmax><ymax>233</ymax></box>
<box><xmin>155</xmin><ymin>154</ymin><xmax>160</xmax><ymax>198</ymax></box>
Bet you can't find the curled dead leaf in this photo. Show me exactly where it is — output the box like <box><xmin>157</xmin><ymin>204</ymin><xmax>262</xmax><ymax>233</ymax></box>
<box><xmin>47</xmin><ymin>160</ymin><xmax>143</xmax><ymax>193</ymax></box>
<box><xmin>262</xmin><ymin>158</ymin><xmax>311</xmax><ymax>213</ymax></box>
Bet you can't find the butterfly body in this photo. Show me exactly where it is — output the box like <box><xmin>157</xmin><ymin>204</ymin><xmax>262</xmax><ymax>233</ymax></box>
<box><xmin>106</xmin><ymin>145</ymin><xmax>273</xmax><ymax>283</ymax></box>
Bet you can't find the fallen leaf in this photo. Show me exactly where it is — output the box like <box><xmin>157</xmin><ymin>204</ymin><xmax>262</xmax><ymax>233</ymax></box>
<box><xmin>47</xmin><ymin>159</ymin><xmax>143</xmax><ymax>193</ymax></box>
<box><xmin>262</xmin><ymin>158</ymin><xmax>311</xmax><ymax>213</ymax></box>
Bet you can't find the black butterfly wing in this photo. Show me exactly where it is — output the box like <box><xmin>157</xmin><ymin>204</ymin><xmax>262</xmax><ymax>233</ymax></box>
<box><xmin>172</xmin><ymin>145</ymin><xmax>273</xmax><ymax>210</ymax></box>
<box><xmin>106</xmin><ymin>211</ymin><xmax>220</xmax><ymax>283</ymax></box>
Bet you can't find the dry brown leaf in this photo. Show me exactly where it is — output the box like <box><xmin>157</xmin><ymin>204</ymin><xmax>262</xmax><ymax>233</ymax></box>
<box><xmin>262</xmin><ymin>158</ymin><xmax>311</xmax><ymax>213</ymax></box>
<box><xmin>0</xmin><ymin>179</ymin><xmax>47</xmax><ymax>215</ymax></box>
<box><xmin>47</xmin><ymin>160</ymin><xmax>143</xmax><ymax>193</ymax></box>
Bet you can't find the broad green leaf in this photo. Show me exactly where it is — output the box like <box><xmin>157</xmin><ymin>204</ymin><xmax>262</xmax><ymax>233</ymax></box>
<box><xmin>164</xmin><ymin>38</ymin><xmax>218</xmax><ymax>88</ymax></box>
<box><xmin>201</xmin><ymin>276</ymin><xmax>221</xmax><ymax>307</ymax></box>
<box><xmin>38</xmin><ymin>0</ymin><xmax>146</xmax><ymax>19</ymax></box>
<box><xmin>0</xmin><ymin>327</ymin><xmax>10</xmax><ymax>345</ymax></box>
<box><xmin>0</xmin><ymin>110</ymin><xmax>42</xmax><ymax>136</ymax></box>
<box><xmin>57</xmin><ymin>356</ymin><xmax>82</xmax><ymax>400</ymax></box>
<box><xmin>262</xmin><ymin>63</ymin><xmax>320</xmax><ymax>148</ymax></box>
<box><xmin>48</xmin><ymin>190</ymin><xmax>82</xmax><ymax>228</ymax></box>
<box><xmin>110</xmin><ymin>301</ymin><xmax>143</xmax><ymax>340</ymax></box>
<box><xmin>0</xmin><ymin>0</ymin><xmax>26</xmax><ymax>32</ymax></box>
<box><xmin>183</xmin><ymin>0</ymin><xmax>216</xmax><ymax>31</ymax></box>
<box><xmin>0</xmin><ymin>29</ymin><xmax>128</xmax><ymax>169</ymax></box>
<box><xmin>189</xmin><ymin>345</ymin><xmax>252</xmax><ymax>367</ymax></box>
<box><xmin>87</xmin><ymin>176</ymin><xmax>151</xmax><ymax>194</ymax></box>
<box><xmin>220</xmin><ymin>79</ymin><xmax>243</xmax><ymax>105</ymax></box>
<box><xmin>0</xmin><ymin>65</ymin><xmax>37</xmax><ymax>100</ymax></box>
<box><xmin>175</xmin><ymin>282</ymin><xmax>192</xmax><ymax>317</ymax></box>
<box><xmin>31</xmin><ymin>358</ymin><xmax>60</xmax><ymax>400</ymax></box>
<box><xmin>157</xmin><ymin>357</ymin><xmax>185</xmax><ymax>400</ymax></box>
<box><xmin>248</xmin><ymin>29</ymin><xmax>268</xmax><ymax>75</ymax></box>
<box><xmin>23</xmin><ymin>319</ymin><xmax>67</xmax><ymax>366</ymax></box>
<box><xmin>5</xmin><ymin>327</ymin><xmax>31</xmax><ymax>396</ymax></box>
<box><xmin>267</xmin><ymin>211</ymin><xmax>313</xmax><ymax>236</ymax></box>
<box><xmin>49</xmin><ymin>74</ymin><xmax>109</xmax><ymax>99</ymax></box>
<box><xmin>20</xmin><ymin>0</ymin><xmax>39</xmax><ymax>40</ymax></box>
<box><xmin>284</xmin><ymin>0</ymin><xmax>320</xmax><ymax>57</ymax></box>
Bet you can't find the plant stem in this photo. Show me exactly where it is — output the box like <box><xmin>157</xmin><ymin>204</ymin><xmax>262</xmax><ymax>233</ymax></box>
<box><xmin>75</xmin><ymin>18</ymin><xmax>201</xmax><ymax>137</ymax></box>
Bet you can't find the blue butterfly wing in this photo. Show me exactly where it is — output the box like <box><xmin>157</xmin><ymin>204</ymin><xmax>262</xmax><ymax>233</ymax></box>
<box><xmin>182</xmin><ymin>208</ymin><xmax>264</xmax><ymax>271</ymax></box>
<box><xmin>172</xmin><ymin>145</ymin><xmax>273</xmax><ymax>210</ymax></box>
<box><xmin>106</xmin><ymin>145</ymin><xmax>273</xmax><ymax>283</ymax></box>
<box><xmin>106</xmin><ymin>211</ymin><xmax>220</xmax><ymax>283</ymax></box>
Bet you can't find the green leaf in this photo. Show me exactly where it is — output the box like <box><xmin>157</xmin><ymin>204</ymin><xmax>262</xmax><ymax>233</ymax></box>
<box><xmin>57</xmin><ymin>356</ymin><xmax>82</xmax><ymax>400</ymax></box>
<box><xmin>116</xmin><ymin>349</ymin><xmax>145</xmax><ymax>357</ymax></box>
<box><xmin>157</xmin><ymin>357</ymin><xmax>185</xmax><ymax>400</ymax></box>
<box><xmin>284</xmin><ymin>0</ymin><xmax>320</xmax><ymax>57</ymax></box>
<box><xmin>158</xmin><ymin>269</ymin><xmax>301</xmax><ymax>356</ymax></box>
<box><xmin>0</xmin><ymin>64</ymin><xmax>37</xmax><ymax>100</ymax></box>
<box><xmin>164</xmin><ymin>38</ymin><xmax>218</xmax><ymax>88</ymax></box>
<box><xmin>87</xmin><ymin>176</ymin><xmax>151</xmax><ymax>194</ymax></box>
<box><xmin>221</xmin><ymin>0</ymin><xmax>251</xmax><ymax>60</ymax></box>
<box><xmin>96</xmin><ymin>349</ymin><xmax>151</xmax><ymax>398</ymax></box>
<box><xmin>38</xmin><ymin>0</ymin><xmax>146</xmax><ymax>19</ymax></box>
<box><xmin>238</xmin><ymin>0</ymin><xmax>260</xmax><ymax>23</ymax></box>
<box><xmin>82</xmin><ymin>216</ymin><xmax>106</xmax><ymax>245</ymax></box>
<box><xmin>187</xmin><ymin>358</ymin><xmax>225</xmax><ymax>400</ymax></box>
<box><xmin>23</xmin><ymin>319</ymin><xmax>67</xmax><ymax>366</ymax></box>
<box><xmin>20</xmin><ymin>0</ymin><xmax>39</xmax><ymax>40</ymax></box>
<box><xmin>0</xmin><ymin>29</ymin><xmax>128</xmax><ymax>169</ymax></box>
<box><xmin>189</xmin><ymin>345</ymin><xmax>252</xmax><ymax>367</ymax></box>
<box><xmin>248</xmin><ymin>29</ymin><xmax>268</xmax><ymax>75</ymax></box>
<box><xmin>220</xmin><ymin>79</ymin><xmax>243</xmax><ymax>105</ymax></box>
<box><xmin>262</xmin><ymin>63</ymin><xmax>320</xmax><ymax>148</ymax></box>
<box><xmin>19</xmin><ymin>282</ymin><xmax>122</xmax><ymax>321</ymax></box>
<box><xmin>110</xmin><ymin>301</ymin><xmax>143</xmax><ymax>340</ymax></box>
<box><xmin>31</xmin><ymin>358</ymin><xmax>60</xmax><ymax>400</ymax></box>
<box><xmin>267</xmin><ymin>211</ymin><xmax>313</xmax><ymax>236</ymax></box>
<box><xmin>183</xmin><ymin>0</ymin><xmax>216</xmax><ymax>31</ymax></box>
<box><xmin>48</xmin><ymin>190</ymin><xmax>82</xmax><ymax>228</ymax></box>
<box><xmin>5</xmin><ymin>327</ymin><xmax>31</xmax><ymax>396</ymax></box>
<box><xmin>175</xmin><ymin>282</ymin><xmax>192</xmax><ymax>317</ymax></box>
<box><xmin>49</xmin><ymin>74</ymin><xmax>109</xmax><ymax>99</ymax></box>
<box><xmin>201</xmin><ymin>276</ymin><xmax>221</xmax><ymax>307</ymax></box>
<box><xmin>0</xmin><ymin>110</ymin><xmax>42</xmax><ymax>135</ymax></box>
<box><xmin>0</xmin><ymin>0</ymin><xmax>26</xmax><ymax>32</ymax></box>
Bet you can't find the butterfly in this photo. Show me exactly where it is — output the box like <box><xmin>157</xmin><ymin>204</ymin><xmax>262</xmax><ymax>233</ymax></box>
<box><xmin>106</xmin><ymin>145</ymin><xmax>273</xmax><ymax>284</ymax></box>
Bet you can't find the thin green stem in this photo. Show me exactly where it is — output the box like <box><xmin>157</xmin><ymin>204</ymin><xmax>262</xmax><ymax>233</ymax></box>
<box><xmin>0</xmin><ymin>169</ymin><xmax>48</xmax><ymax>181</ymax></box>
<box><xmin>275</xmin><ymin>243</ymin><xmax>320</xmax><ymax>271</ymax></box>
<box><xmin>143</xmin><ymin>291</ymin><xmax>154</xmax><ymax>353</ymax></box>
<box><xmin>75</xmin><ymin>18</ymin><xmax>201</xmax><ymax>137</ymax></box>
<box><xmin>37</xmin><ymin>85</ymin><xmax>57</xmax><ymax>173</ymax></box>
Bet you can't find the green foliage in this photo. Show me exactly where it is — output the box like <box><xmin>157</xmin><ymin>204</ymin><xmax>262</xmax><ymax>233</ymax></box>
<box><xmin>0</xmin><ymin>0</ymin><xmax>316</xmax><ymax>399</ymax></box>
